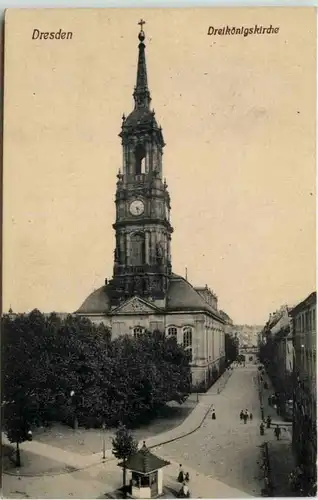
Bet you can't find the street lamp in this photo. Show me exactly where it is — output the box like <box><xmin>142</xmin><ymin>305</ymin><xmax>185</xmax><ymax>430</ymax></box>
<box><xmin>102</xmin><ymin>421</ymin><xmax>106</xmax><ymax>460</ymax></box>
<box><xmin>70</xmin><ymin>390</ymin><xmax>78</xmax><ymax>430</ymax></box>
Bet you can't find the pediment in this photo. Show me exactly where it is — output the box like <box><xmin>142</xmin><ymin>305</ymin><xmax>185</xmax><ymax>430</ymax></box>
<box><xmin>111</xmin><ymin>296</ymin><xmax>161</xmax><ymax>315</ymax></box>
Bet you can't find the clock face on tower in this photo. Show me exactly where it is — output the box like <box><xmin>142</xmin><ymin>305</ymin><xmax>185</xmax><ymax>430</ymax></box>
<box><xmin>129</xmin><ymin>199</ymin><xmax>145</xmax><ymax>216</ymax></box>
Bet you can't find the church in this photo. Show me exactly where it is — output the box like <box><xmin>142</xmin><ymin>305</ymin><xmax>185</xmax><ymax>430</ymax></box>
<box><xmin>76</xmin><ymin>21</ymin><xmax>229</xmax><ymax>390</ymax></box>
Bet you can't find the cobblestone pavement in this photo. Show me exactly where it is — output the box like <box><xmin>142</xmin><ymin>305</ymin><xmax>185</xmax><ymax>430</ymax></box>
<box><xmin>152</xmin><ymin>365</ymin><xmax>265</xmax><ymax>497</ymax></box>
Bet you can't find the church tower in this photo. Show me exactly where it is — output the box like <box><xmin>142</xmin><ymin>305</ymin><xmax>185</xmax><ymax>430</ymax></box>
<box><xmin>109</xmin><ymin>21</ymin><xmax>173</xmax><ymax>305</ymax></box>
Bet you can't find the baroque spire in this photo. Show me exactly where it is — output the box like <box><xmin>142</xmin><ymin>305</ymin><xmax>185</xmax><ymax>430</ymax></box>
<box><xmin>133</xmin><ymin>19</ymin><xmax>151</xmax><ymax>110</ymax></box>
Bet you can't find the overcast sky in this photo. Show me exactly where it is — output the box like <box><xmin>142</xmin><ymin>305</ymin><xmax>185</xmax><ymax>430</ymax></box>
<box><xmin>3</xmin><ymin>7</ymin><xmax>316</xmax><ymax>324</ymax></box>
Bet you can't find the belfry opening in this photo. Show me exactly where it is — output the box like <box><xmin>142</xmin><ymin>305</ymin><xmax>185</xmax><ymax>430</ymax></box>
<box><xmin>135</xmin><ymin>144</ymin><xmax>146</xmax><ymax>175</ymax></box>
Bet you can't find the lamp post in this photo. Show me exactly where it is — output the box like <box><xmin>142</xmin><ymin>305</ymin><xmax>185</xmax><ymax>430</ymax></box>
<box><xmin>70</xmin><ymin>390</ymin><xmax>78</xmax><ymax>430</ymax></box>
<box><xmin>102</xmin><ymin>421</ymin><xmax>106</xmax><ymax>460</ymax></box>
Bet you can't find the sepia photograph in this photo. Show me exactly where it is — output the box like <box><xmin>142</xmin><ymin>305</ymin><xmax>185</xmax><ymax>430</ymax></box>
<box><xmin>2</xmin><ymin>7</ymin><xmax>317</xmax><ymax>499</ymax></box>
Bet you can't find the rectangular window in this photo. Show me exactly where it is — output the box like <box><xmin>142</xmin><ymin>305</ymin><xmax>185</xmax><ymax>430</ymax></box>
<box><xmin>300</xmin><ymin>315</ymin><xmax>303</xmax><ymax>332</ymax></box>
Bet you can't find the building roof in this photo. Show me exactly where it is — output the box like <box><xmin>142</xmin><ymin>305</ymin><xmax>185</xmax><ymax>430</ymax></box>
<box><xmin>76</xmin><ymin>274</ymin><xmax>223</xmax><ymax>321</ymax></box>
<box><xmin>166</xmin><ymin>274</ymin><xmax>223</xmax><ymax>319</ymax></box>
<box><xmin>118</xmin><ymin>442</ymin><xmax>170</xmax><ymax>474</ymax></box>
<box><xmin>75</xmin><ymin>285</ymin><xmax>111</xmax><ymax>314</ymax></box>
<box><xmin>290</xmin><ymin>291</ymin><xmax>317</xmax><ymax>317</ymax></box>
<box><xmin>124</xmin><ymin>108</ymin><xmax>157</xmax><ymax>129</ymax></box>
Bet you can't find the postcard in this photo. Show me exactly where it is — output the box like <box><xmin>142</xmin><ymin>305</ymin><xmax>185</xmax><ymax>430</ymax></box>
<box><xmin>2</xmin><ymin>7</ymin><xmax>316</xmax><ymax>499</ymax></box>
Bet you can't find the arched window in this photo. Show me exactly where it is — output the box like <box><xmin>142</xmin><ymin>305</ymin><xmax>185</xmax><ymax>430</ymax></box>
<box><xmin>133</xmin><ymin>326</ymin><xmax>144</xmax><ymax>338</ymax></box>
<box><xmin>135</xmin><ymin>144</ymin><xmax>146</xmax><ymax>175</ymax></box>
<box><xmin>183</xmin><ymin>327</ymin><xmax>192</xmax><ymax>348</ymax></box>
<box><xmin>167</xmin><ymin>326</ymin><xmax>177</xmax><ymax>338</ymax></box>
<box><xmin>130</xmin><ymin>233</ymin><xmax>145</xmax><ymax>267</ymax></box>
<box><xmin>183</xmin><ymin>326</ymin><xmax>193</xmax><ymax>362</ymax></box>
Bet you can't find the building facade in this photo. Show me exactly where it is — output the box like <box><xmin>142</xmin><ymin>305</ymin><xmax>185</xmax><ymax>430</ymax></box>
<box><xmin>76</xmin><ymin>23</ymin><xmax>226</xmax><ymax>390</ymax></box>
<box><xmin>291</xmin><ymin>291</ymin><xmax>317</xmax><ymax>492</ymax></box>
<box><xmin>259</xmin><ymin>305</ymin><xmax>294</xmax><ymax>417</ymax></box>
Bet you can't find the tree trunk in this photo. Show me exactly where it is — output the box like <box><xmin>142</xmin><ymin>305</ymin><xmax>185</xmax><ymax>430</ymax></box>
<box><xmin>123</xmin><ymin>459</ymin><xmax>127</xmax><ymax>498</ymax></box>
<box><xmin>16</xmin><ymin>441</ymin><xmax>21</xmax><ymax>467</ymax></box>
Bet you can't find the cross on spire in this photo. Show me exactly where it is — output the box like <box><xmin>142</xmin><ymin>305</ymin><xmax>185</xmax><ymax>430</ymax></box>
<box><xmin>134</xmin><ymin>19</ymin><xmax>150</xmax><ymax>108</ymax></box>
<box><xmin>138</xmin><ymin>19</ymin><xmax>146</xmax><ymax>31</ymax></box>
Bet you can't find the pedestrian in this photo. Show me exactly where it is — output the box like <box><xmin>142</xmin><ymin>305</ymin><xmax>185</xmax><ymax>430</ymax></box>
<box><xmin>243</xmin><ymin>413</ymin><xmax>248</xmax><ymax>424</ymax></box>
<box><xmin>266</xmin><ymin>415</ymin><xmax>272</xmax><ymax>429</ymax></box>
<box><xmin>274</xmin><ymin>425</ymin><xmax>281</xmax><ymax>441</ymax></box>
<box><xmin>185</xmin><ymin>472</ymin><xmax>190</xmax><ymax>483</ymax></box>
<box><xmin>179</xmin><ymin>481</ymin><xmax>190</xmax><ymax>498</ymax></box>
<box><xmin>240</xmin><ymin>410</ymin><xmax>244</xmax><ymax>420</ymax></box>
<box><xmin>178</xmin><ymin>464</ymin><xmax>184</xmax><ymax>483</ymax></box>
<box><xmin>212</xmin><ymin>409</ymin><xmax>216</xmax><ymax>420</ymax></box>
<box><xmin>260</xmin><ymin>422</ymin><xmax>265</xmax><ymax>435</ymax></box>
<box><xmin>249</xmin><ymin>412</ymin><xmax>253</xmax><ymax>420</ymax></box>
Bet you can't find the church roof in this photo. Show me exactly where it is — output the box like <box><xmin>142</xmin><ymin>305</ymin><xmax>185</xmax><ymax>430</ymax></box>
<box><xmin>76</xmin><ymin>275</ymin><xmax>224</xmax><ymax>320</ymax></box>
<box><xmin>166</xmin><ymin>274</ymin><xmax>223</xmax><ymax>319</ymax></box>
<box><xmin>118</xmin><ymin>442</ymin><xmax>170</xmax><ymax>474</ymax></box>
<box><xmin>75</xmin><ymin>286</ymin><xmax>111</xmax><ymax>314</ymax></box>
<box><xmin>124</xmin><ymin>108</ymin><xmax>157</xmax><ymax>129</ymax></box>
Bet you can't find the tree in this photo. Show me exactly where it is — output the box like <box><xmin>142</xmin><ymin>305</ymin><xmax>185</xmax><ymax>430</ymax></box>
<box><xmin>2</xmin><ymin>310</ymin><xmax>190</xmax><ymax>434</ymax></box>
<box><xmin>225</xmin><ymin>333</ymin><xmax>239</xmax><ymax>365</ymax></box>
<box><xmin>2</xmin><ymin>310</ymin><xmax>112</xmax><ymax>431</ymax></box>
<box><xmin>3</xmin><ymin>401</ymin><xmax>33</xmax><ymax>467</ymax></box>
<box><xmin>112</xmin><ymin>423</ymin><xmax>138</xmax><ymax>495</ymax></box>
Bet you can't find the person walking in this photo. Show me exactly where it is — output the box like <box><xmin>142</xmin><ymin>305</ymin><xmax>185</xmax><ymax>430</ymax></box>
<box><xmin>211</xmin><ymin>409</ymin><xmax>216</xmax><ymax>420</ymax></box>
<box><xmin>274</xmin><ymin>425</ymin><xmax>281</xmax><ymax>441</ymax></box>
<box><xmin>266</xmin><ymin>415</ymin><xmax>272</xmax><ymax>429</ymax></box>
<box><xmin>243</xmin><ymin>413</ymin><xmax>248</xmax><ymax>424</ymax></box>
<box><xmin>260</xmin><ymin>422</ymin><xmax>265</xmax><ymax>435</ymax></box>
<box><xmin>185</xmin><ymin>472</ymin><xmax>190</xmax><ymax>483</ymax></box>
<box><xmin>249</xmin><ymin>412</ymin><xmax>253</xmax><ymax>421</ymax></box>
<box><xmin>179</xmin><ymin>481</ymin><xmax>190</xmax><ymax>498</ymax></box>
<box><xmin>240</xmin><ymin>410</ymin><xmax>244</xmax><ymax>420</ymax></box>
<box><xmin>178</xmin><ymin>464</ymin><xmax>184</xmax><ymax>483</ymax></box>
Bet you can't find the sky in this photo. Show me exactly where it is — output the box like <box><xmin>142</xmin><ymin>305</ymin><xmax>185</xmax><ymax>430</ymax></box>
<box><xmin>3</xmin><ymin>7</ymin><xmax>316</xmax><ymax>324</ymax></box>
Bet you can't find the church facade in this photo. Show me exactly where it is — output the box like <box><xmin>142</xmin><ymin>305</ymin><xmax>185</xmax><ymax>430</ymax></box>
<box><xmin>76</xmin><ymin>22</ymin><xmax>227</xmax><ymax>390</ymax></box>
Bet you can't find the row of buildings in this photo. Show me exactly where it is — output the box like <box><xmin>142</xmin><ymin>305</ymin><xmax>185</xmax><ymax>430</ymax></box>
<box><xmin>234</xmin><ymin>324</ymin><xmax>262</xmax><ymax>348</ymax></box>
<box><xmin>259</xmin><ymin>291</ymin><xmax>316</xmax><ymax>494</ymax></box>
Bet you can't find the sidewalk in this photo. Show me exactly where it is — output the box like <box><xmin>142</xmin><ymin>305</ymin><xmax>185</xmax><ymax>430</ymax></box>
<box><xmin>156</xmin><ymin>455</ymin><xmax>252</xmax><ymax>498</ymax></box>
<box><xmin>3</xmin><ymin>368</ymin><xmax>233</xmax><ymax>475</ymax></box>
<box><xmin>259</xmin><ymin>371</ymin><xmax>292</xmax><ymax>437</ymax></box>
<box><xmin>101</xmin><ymin>452</ymin><xmax>252</xmax><ymax>499</ymax></box>
<box><xmin>267</xmin><ymin>440</ymin><xmax>296</xmax><ymax>497</ymax></box>
<box><xmin>258</xmin><ymin>370</ymin><xmax>295</xmax><ymax>496</ymax></box>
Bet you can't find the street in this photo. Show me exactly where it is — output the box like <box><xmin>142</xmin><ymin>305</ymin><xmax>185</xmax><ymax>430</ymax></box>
<box><xmin>153</xmin><ymin>365</ymin><xmax>264</xmax><ymax>496</ymax></box>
